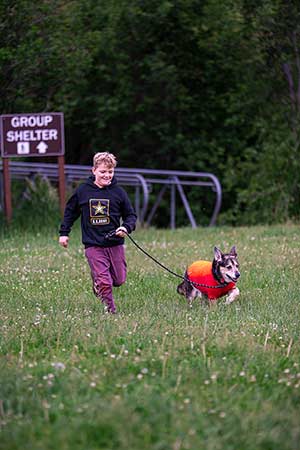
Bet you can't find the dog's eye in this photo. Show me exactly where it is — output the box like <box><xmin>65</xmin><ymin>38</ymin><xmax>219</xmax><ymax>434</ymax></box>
<box><xmin>227</xmin><ymin>265</ymin><xmax>232</xmax><ymax>269</ymax></box>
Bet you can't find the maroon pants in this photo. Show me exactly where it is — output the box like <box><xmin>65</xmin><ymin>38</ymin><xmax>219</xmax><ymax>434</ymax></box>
<box><xmin>85</xmin><ymin>245</ymin><xmax>127</xmax><ymax>313</ymax></box>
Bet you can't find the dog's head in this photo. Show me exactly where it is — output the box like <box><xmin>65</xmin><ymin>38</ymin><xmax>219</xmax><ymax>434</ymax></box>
<box><xmin>213</xmin><ymin>246</ymin><xmax>240</xmax><ymax>283</ymax></box>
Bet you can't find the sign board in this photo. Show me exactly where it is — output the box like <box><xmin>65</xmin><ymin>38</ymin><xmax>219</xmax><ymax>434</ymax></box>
<box><xmin>0</xmin><ymin>112</ymin><xmax>65</xmax><ymax>157</ymax></box>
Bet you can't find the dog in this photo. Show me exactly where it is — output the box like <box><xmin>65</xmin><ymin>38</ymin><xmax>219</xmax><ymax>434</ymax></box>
<box><xmin>177</xmin><ymin>246</ymin><xmax>240</xmax><ymax>306</ymax></box>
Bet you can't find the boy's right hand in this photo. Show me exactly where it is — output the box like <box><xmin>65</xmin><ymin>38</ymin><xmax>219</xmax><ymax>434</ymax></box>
<box><xmin>59</xmin><ymin>236</ymin><xmax>69</xmax><ymax>248</ymax></box>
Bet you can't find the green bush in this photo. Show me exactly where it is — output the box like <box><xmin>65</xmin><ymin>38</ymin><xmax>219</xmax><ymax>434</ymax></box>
<box><xmin>0</xmin><ymin>175</ymin><xmax>61</xmax><ymax>231</ymax></box>
<box><xmin>220</xmin><ymin>120</ymin><xmax>300</xmax><ymax>225</ymax></box>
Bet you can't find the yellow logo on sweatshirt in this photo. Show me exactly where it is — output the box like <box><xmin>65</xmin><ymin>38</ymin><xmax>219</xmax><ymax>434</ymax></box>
<box><xmin>89</xmin><ymin>199</ymin><xmax>110</xmax><ymax>225</ymax></box>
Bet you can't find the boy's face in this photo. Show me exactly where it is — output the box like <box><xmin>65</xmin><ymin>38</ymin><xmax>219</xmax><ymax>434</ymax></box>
<box><xmin>92</xmin><ymin>163</ymin><xmax>114</xmax><ymax>187</ymax></box>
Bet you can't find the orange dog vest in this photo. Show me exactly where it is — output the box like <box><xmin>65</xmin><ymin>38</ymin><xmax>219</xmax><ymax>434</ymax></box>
<box><xmin>187</xmin><ymin>260</ymin><xmax>235</xmax><ymax>300</ymax></box>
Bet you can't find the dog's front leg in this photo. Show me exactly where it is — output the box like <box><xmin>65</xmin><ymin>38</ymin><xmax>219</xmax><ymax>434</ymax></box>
<box><xmin>225</xmin><ymin>287</ymin><xmax>240</xmax><ymax>305</ymax></box>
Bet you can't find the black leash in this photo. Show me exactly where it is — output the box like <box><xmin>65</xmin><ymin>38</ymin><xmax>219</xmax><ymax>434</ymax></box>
<box><xmin>105</xmin><ymin>230</ymin><xmax>228</xmax><ymax>290</ymax></box>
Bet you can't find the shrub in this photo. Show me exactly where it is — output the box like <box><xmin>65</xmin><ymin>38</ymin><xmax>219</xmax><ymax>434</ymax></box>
<box><xmin>0</xmin><ymin>175</ymin><xmax>61</xmax><ymax>231</ymax></box>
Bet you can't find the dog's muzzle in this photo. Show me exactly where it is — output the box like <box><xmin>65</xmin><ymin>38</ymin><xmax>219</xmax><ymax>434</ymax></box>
<box><xmin>228</xmin><ymin>272</ymin><xmax>240</xmax><ymax>283</ymax></box>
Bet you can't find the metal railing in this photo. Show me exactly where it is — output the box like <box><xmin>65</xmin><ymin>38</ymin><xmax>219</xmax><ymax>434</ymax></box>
<box><xmin>0</xmin><ymin>160</ymin><xmax>222</xmax><ymax>227</ymax></box>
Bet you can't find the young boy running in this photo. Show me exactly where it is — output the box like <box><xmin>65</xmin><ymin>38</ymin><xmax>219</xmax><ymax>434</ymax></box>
<box><xmin>59</xmin><ymin>152</ymin><xmax>137</xmax><ymax>313</ymax></box>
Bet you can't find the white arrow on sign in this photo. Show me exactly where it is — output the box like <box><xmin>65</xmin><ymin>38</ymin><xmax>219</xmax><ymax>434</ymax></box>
<box><xmin>37</xmin><ymin>141</ymin><xmax>48</xmax><ymax>153</ymax></box>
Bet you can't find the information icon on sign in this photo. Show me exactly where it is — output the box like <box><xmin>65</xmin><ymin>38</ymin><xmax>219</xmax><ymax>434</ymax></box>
<box><xmin>17</xmin><ymin>142</ymin><xmax>30</xmax><ymax>154</ymax></box>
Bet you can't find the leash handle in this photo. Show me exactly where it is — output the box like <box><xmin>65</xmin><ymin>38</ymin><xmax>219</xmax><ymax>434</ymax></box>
<box><xmin>105</xmin><ymin>230</ymin><xmax>118</xmax><ymax>239</ymax></box>
<box><xmin>105</xmin><ymin>230</ymin><xmax>227</xmax><ymax>289</ymax></box>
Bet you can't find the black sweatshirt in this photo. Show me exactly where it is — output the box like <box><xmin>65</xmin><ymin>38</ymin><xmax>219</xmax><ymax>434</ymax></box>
<box><xmin>59</xmin><ymin>176</ymin><xmax>137</xmax><ymax>248</ymax></box>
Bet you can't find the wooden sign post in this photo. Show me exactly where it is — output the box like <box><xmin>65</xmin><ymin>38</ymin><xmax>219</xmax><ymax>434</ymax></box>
<box><xmin>0</xmin><ymin>112</ymin><xmax>66</xmax><ymax>222</ymax></box>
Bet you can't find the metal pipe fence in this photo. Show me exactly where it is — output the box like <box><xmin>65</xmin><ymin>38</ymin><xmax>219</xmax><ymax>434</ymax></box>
<box><xmin>0</xmin><ymin>161</ymin><xmax>222</xmax><ymax>227</ymax></box>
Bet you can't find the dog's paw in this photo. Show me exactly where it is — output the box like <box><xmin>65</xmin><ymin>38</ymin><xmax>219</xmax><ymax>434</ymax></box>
<box><xmin>225</xmin><ymin>298</ymin><xmax>234</xmax><ymax>305</ymax></box>
<box><xmin>225</xmin><ymin>287</ymin><xmax>240</xmax><ymax>305</ymax></box>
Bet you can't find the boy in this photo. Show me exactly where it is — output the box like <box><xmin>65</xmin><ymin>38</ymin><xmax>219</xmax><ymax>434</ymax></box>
<box><xmin>59</xmin><ymin>152</ymin><xmax>137</xmax><ymax>313</ymax></box>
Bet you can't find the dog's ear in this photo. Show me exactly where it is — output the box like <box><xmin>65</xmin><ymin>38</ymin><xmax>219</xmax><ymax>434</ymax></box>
<box><xmin>229</xmin><ymin>246</ymin><xmax>237</xmax><ymax>257</ymax></box>
<box><xmin>214</xmin><ymin>247</ymin><xmax>223</xmax><ymax>262</ymax></box>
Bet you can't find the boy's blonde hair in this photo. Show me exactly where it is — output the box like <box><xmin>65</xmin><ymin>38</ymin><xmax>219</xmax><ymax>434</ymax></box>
<box><xmin>93</xmin><ymin>152</ymin><xmax>117</xmax><ymax>168</ymax></box>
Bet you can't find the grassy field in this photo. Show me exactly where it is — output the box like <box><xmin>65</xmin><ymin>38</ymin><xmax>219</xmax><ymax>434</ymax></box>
<box><xmin>1</xmin><ymin>223</ymin><xmax>300</xmax><ymax>450</ymax></box>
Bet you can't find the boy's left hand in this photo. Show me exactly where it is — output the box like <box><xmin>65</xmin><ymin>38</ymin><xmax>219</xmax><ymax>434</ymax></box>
<box><xmin>115</xmin><ymin>226</ymin><xmax>128</xmax><ymax>237</ymax></box>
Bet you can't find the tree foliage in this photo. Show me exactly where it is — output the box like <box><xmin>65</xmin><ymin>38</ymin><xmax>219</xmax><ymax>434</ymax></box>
<box><xmin>0</xmin><ymin>0</ymin><xmax>300</xmax><ymax>224</ymax></box>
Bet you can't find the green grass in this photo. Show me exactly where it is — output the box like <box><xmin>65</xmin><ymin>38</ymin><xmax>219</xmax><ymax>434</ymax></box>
<box><xmin>1</xmin><ymin>223</ymin><xmax>300</xmax><ymax>450</ymax></box>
